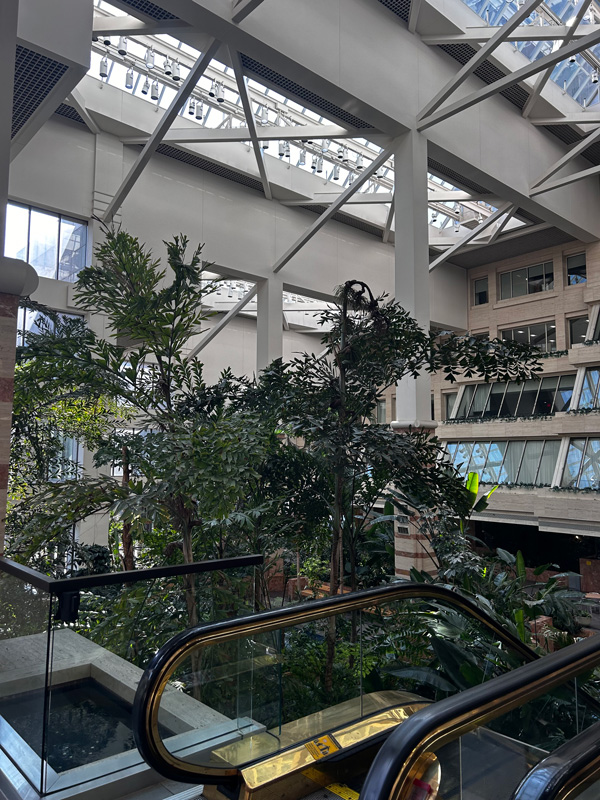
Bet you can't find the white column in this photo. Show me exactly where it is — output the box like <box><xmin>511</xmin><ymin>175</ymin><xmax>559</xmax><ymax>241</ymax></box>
<box><xmin>256</xmin><ymin>275</ymin><xmax>283</xmax><ymax>373</ymax></box>
<box><xmin>392</xmin><ymin>129</ymin><xmax>435</xmax><ymax>429</ymax></box>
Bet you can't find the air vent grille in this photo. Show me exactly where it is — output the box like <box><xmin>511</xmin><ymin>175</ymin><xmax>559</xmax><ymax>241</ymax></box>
<box><xmin>156</xmin><ymin>144</ymin><xmax>265</xmax><ymax>192</ymax></box>
<box><xmin>54</xmin><ymin>103</ymin><xmax>85</xmax><ymax>125</ymax></box>
<box><xmin>114</xmin><ymin>0</ymin><xmax>178</xmax><ymax>20</ymax></box>
<box><xmin>376</xmin><ymin>0</ymin><xmax>412</xmax><ymax>22</ymax></box>
<box><xmin>13</xmin><ymin>46</ymin><xmax>68</xmax><ymax>138</ymax></box>
<box><xmin>427</xmin><ymin>158</ymin><xmax>490</xmax><ymax>194</ymax></box>
<box><xmin>240</xmin><ymin>54</ymin><xmax>373</xmax><ymax>129</ymax></box>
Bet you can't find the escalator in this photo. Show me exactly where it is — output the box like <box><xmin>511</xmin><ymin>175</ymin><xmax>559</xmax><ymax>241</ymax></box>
<box><xmin>132</xmin><ymin>583</ymin><xmax>600</xmax><ymax>800</ymax></box>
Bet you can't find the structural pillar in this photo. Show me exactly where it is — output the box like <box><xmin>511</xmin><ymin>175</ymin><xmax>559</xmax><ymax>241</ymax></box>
<box><xmin>392</xmin><ymin>130</ymin><xmax>437</xmax><ymax>577</ymax></box>
<box><xmin>256</xmin><ymin>275</ymin><xmax>283</xmax><ymax>373</ymax></box>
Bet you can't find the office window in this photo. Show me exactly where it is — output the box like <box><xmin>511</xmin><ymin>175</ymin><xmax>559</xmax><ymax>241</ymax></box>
<box><xmin>453</xmin><ymin>374</ymin><xmax>575</xmax><ymax>419</ymax></box>
<box><xmin>562</xmin><ymin>438</ymin><xmax>600</xmax><ymax>489</ymax></box>
<box><xmin>16</xmin><ymin>306</ymin><xmax>82</xmax><ymax>346</ymax></box>
<box><xmin>569</xmin><ymin>316</ymin><xmax>589</xmax><ymax>345</ymax></box>
<box><xmin>448</xmin><ymin>439</ymin><xmax>558</xmax><ymax>485</ymax></box>
<box><xmin>567</xmin><ymin>253</ymin><xmax>587</xmax><ymax>285</ymax></box>
<box><xmin>376</xmin><ymin>399</ymin><xmax>387</xmax><ymax>424</ymax></box>
<box><xmin>4</xmin><ymin>202</ymin><xmax>87</xmax><ymax>282</ymax></box>
<box><xmin>499</xmin><ymin>261</ymin><xmax>554</xmax><ymax>300</ymax></box>
<box><xmin>580</xmin><ymin>368</ymin><xmax>600</xmax><ymax>409</ymax></box>
<box><xmin>473</xmin><ymin>277</ymin><xmax>488</xmax><ymax>306</ymax></box>
<box><xmin>444</xmin><ymin>392</ymin><xmax>458</xmax><ymax>419</ymax></box>
<box><xmin>501</xmin><ymin>321</ymin><xmax>556</xmax><ymax>352</ymax></box>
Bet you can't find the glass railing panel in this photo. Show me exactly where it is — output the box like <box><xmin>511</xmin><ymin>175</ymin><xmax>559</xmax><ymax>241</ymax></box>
<box><xmin>45</xmin><ymin>562</ymin><xmax>258</xmax><ymax>793</ymax></box>
<box><xmin>0</xmin><ymin>571</ymin><xmax>52</xmax><ymax>794</ymax></box>
<box><xmin>415</xmin><ymin>670</ymin><xmax>600</xmax><ymax>800</ymax></box>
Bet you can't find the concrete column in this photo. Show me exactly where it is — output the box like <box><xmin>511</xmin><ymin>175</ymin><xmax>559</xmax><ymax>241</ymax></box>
<box><xmin>0</xmin><ymin>260</ymin><xmax>39</xmax><ymax>552</ymax></box>
<box><xmin>391</xmin><ymin>131</ymin><xmax>437</xmax><ymax>578</ymax></box>
<box><xmin>392</xmin><ymin>130</ymin><xmax>434</xmax><ymax>430</ymax></box>
<box><xmin>256</xmin><ymin>275</ymin><xmax>283</xmax><ymax>373</ymax></box>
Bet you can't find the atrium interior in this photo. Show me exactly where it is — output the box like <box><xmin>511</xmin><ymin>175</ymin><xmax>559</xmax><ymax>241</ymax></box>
<box><xmin>4</xmin><ymin>0</ymin><xmax>600</xmax><ymax>798</ymax></box>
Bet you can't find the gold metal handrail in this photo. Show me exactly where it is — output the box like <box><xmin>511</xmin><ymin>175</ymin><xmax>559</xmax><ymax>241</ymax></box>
<box><xmin>133</xmin><ymin>582</ymin><xmax>537</xmax><ymax>785</ymax></box>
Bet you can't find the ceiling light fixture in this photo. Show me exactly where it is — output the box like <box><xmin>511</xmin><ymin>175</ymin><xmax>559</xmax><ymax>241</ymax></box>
<box><xmin>333</xmin><ymin>164</ymin><xmax>340</xmax><ymax>180</ymax></box>
<box><xmin>215</xmin><ymin>82</ymin><xmax>224</xmax><ymax>102</ymax></box>
<box><xmin>99</xmin><ymin>54</ymin><xmax>109</xmax><ymax>79</ymax></box>
<box><xmin>151</xmin><ymin>79</ymin><xmax>159</xmax><ymax>101</ymax></box>
<box><xmin>145</xmin><ymin>48</ymin><xmax>155</xmax><ymax>70</ymax></box>
<box><xmin>125</xmin><ymin>65</ymin><xmax>134</xmax><ymax>90</ymax></box>
<box><xmin>163</xmin><ymin>57</ymin><xmax>172</xmax><ymax>76</ymax></box>
<box><xmin>172</xmin><ymin>60</ymin><xmax>181</xmax><ymax>82</ymax></box>
<box><xmin>298</xmin><ymin>148</ymin><xmax>306</xmax><ymax>165</ymax></box>
<box><xmin>141</xmin><ymin>75</ymin><xmax>150</xmax><ymax>95</ymax></box>
<box><xmin>316</xmin><ymin>156</ymin><xmax>324</xmax><ymax>173</ymax></box>
<box><xmin>188</xmin><ymin>98</ymin><xmax>196</xmax><ymax>115</ymax></box>
<box><xmin>118</xmin><ymin>37</ymin><xmax>128</xmax><ymax>56</ymax></box>
<box><xmin>195</xmin><ymin>99</ymin><xmax>204</xmax><ymax>120</ymax></box>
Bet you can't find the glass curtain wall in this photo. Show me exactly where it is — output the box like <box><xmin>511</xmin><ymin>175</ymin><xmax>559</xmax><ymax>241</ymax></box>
<box><xmin>448</xmin><ymin>439</ymin><xmax>559</xmax><ymax>486</ymax></box>
<box><xmin>453</xmin><ymin>375</ymin><xmax>575</xmax><ymax>419</ymax></box>
<box><xmin>561</xmin><ymin>438</ymin><xmax>600</xmax><ymax>489</ymax></box>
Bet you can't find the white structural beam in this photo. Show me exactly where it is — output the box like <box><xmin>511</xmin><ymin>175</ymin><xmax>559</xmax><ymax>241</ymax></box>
<box><xmin>531</xmin><ymin>125</ymin><xmax>600</xmax><ymax>189</ymax></box>
<box><xmin>530</xmin><ymin>115</ymin><xmax>600</xmax><ymax>125</ymax></box>
<box><xmin>122</xmin><ymin>123</ymin><xmax>377</xmax><ymax>145</ymax></box>
<box><xmin>422</xmin><ymin>23</ymin><xmax>600</xmax><ymax>45</ymax></box>
<box><xmin>272</xmin><ymin>145</ymin><xmax>395</xmax><ymax>274</ymax></box>
<box><xmin>522</xmin><ymin>0</ymin><xmax>593</xmax><ymax>118</ymax></box>
<box><xmin>418</xmin><ymin>26</ymin><xmax>600</xmax><ymax>131</ymax></box>
<box><xmin>66</xmin><ymin>89</ymin><xmax>101</xmax><ymax>135</ymax></box>
<box><xmin>486</xmin><ymin>204</ymin><xmax>517</xmax><ymax>245</ymax></box>
<box><xmin>232</xmin><ymin>0</ymin><xmax>266</xmax><ymax>23</ymax></box>
<box><xmin>281</xmin><ymin>193</ymin><xmax>394</xmax><ymax>206</ymax></box>
<box><xmin>229</xmin><ymin>48</ymin><xmax>272</xmax><ymax>200</ymax></box>
<box><xmin>92</xmin><ymin>15</ymin><xmax>189</xmax><ymax>36</ymax></box>
<box><xmin>429</xmin><ymin>203</ymin><xmax>512</xmax><ymax>271</ymax></box>
<box><xmin>418</xmin><ymin>0</ymin><xmax>543</xmax><ymax>121</ymax></box>
<box><xmin>530</xmin><ymin>163</ymin><xmax>600</xmax><ymax>196</ymax></box>
<box><xmin>103</xmin><ymin>38</ymin><xmax>220</xmax><ymax>222</ymax></box>
<box><xmin>257</xmin><ymin>276</ymin><xmax>283</xmax><ymax>371</ymax></box>
<box><xmin>408</xmin><ymin>0</ymin><xmax>423</xmax><ymax>34</ymax></box>
<box><xmin>187</xmin><ymin>284</ymin><xmax>258</xmax><ymax>359</ymax></box>
<box><xmin>382</xmin><ymin>198</ymin><xmax>395</xmax><ymax>244</ymax></box>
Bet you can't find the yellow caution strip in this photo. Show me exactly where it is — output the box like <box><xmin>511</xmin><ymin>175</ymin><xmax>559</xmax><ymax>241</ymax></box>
<box><xmin>327</xmin><ymin>783</ymin><xmax>360</xmax><ymax>800</ymax></box>
<box><xmin>304</xmin><ymin>735</ymin><xmax>340</xmax><ymax>760</ymax></box>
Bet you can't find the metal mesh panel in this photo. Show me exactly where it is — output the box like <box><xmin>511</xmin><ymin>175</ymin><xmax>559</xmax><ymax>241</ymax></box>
<box><xmin>12</xmin><ymin>46</ymin><xmax>68</xmax><ymax>138</ymax></box>
<box><xmin>240</xmin><ymin>54</ymin><xmax>373</xmax><ymax>129</ymax></box>
<box><xmin>427</xmin><ymin>158</ymin><xmax>490</xmax><ymax>194</ymax></box>
<box><xmin>300</xmin><ymin>204</ymin><xmax>384</xmax><ymax>238</ymax></box>
<box><xmin>156</xmin><ymin>144</ymin><xmax>265</xmax><ymax>192</ymax></box>
<box><xmin>376</xmin><ymin>0</ymin><xmax>412</xmax><ymax>22</ymax></box>
<box><xmin>54</xmin><ymin>103</ymin><xmax>85</xmax><ymax>125</ymax></box>
<box><xmin>114</xmin><ymin>0</ymin><xmax>178</xmax><ymax>20</ymax></box>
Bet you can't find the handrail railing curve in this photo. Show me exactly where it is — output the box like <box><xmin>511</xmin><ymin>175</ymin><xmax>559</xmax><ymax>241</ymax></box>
<box><xmin>132</xmin><ymin>581</ymin><xmax>538</xmax><ymax>786</ymax></box>
<box><xmin>360</xmin><ymin>633</ymin><xmax>600</xmax><ymax>800</ymax></box>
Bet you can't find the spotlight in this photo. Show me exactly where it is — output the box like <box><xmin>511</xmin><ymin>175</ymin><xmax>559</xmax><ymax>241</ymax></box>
<box><xmin>454</xmin><ymin>219</ymin><xmax>460</xmax><ymax>233</ymax></box>
<box><xmin>322</xmin><ymin>139</ymin><xmax>330</xmax><ymax>154</ymax></box>
<box><xmin>311</xmin><ymin>154</ymin><xmax>318</xmax><ymax>171</ymax></box>
<box><xmin>163</xmin><ymin>57</ymin><xmax>172</xmax><ymax>76</ymax></box>
<box><xmin>337</xmin><ymin>145</ymin><xmax>344</xmax><ymax>159</ymax></box>
<box><xmin>342</xmin><ymin>146</ymin><xmax>349</xmax><ymax>163</ymax></box>
<box><xmin>299</xmin><ymin>148</ymin><xmax>306</xmax><ymax>165</ymax></box>
<box><xmin>188</xmin><ymin>97</ymin><xmax>196</xmax><ymax>115</ymax></box>
<box><xmin>349</xmin><ymin>172</ymin><xmax>355</xmax><ymax>184</ymax></box>
<box><xmin>279</xmin><ymin>140</ymin><xmax>286</xmax><ymax>157</ymax></box>
<box><xmin>477</xmin><ymin>212</ymin><xmax>483</xmax><ymax>224</ymax></box>
<box><xmin>102</xmin><ymin>35</ymin><xmax>111</xmax><ymax>47</ymax></box>
<box><xmin>431</xmin><ymin>210</ymin><xmax>438</xmax><ymax>222</ymax></box>
<box><xmin>118</xmin><ymin>37</ymin><xmax>128</xmax><ymax>56</ymax></box>
<box><xmin>195</xmin><ymin>99</ymin><xmax>204</xmax><ymax>120</ymax></box>
<box><xmin>316</xmin><ymin>156</ymin><xmax>324</xmax><ymax>173</ymax></box>
<box><xmin>151</xmin><ymin>79</ymin><xmax>159</xmax><ymax>101</ymax></box>
<box><xmin>261</xmin><ymin>105</ymin><xmax>269</xmax><ymax>124</ymax></box>
<box><xmin>145</xmin><ymin>48</ymin><xmax>155</xmax><ymax>70</ymax></box>
<box><xmin>215</xmin><ymin>82</ymin><xmax>224</xmax><ymax>102</ymax></box>
<box><xmin>356</xmin><ymin>153</ymin><xmax>364</xmax><ymax>170</ymax></box>
<box><xmin>569</xmin><ymin>53</ymin><xmax>577</xmax><ymax>64</ymax></box>
<box><xmin>99</xmin><ymin>55</ymin><xmax>109</xmax><ymax>79</ymax></box>
<box><xmin>284</xmin><ymin>141</ymin><xmax>290</xmax><ymax>158</ymax></box>
<box><xmin>141</xmin><ymin>75</ymin><xmax>150</xmax><ymax>95</ymax></box>
<box><xmin>333</xmin><ymin>163</ymin><xmax>340</xmax><ymax>180</ymax></box>
<box><xmin>125</xmin><ymin>65</ymin><xmax>134</xmax><ymax>90</ymax></box>
<box><xmin>172</xmin><ymin>60</ymin><xmax>181</xmax><ymax>82</ymax></box>
<box><xmin>209</xmin><ymin>79</ymin><xmax>216</xmax><ymax>98</ymax></box>
<box><xmin>593</xmin><ymin>70</ymin><xmax>599</xmax><ymax>84</ymax></box>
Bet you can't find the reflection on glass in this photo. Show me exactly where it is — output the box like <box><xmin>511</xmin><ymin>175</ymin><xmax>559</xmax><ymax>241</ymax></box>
<box><xmin>455</xmin><ymin>442</ymin><xmax>474</xmax><ymax>475</ymax></box>
<box><xmin>562</xmin><ymin>439</ymin><xmax>586</xmax><ymax>487</ymax></box>
<box><xmin>58</xmin><ymin>218</ymin><xmax>87</xmax><ymax>281</ymax></box>
<box><xmin>481</xmin><ymin>442</ymin><xmax>507</xmax><ymax>483</ymax></box>
<box><xmin>469</xmin><ymin>442</ymin><xmax>490</xmax><ymax>473</ymax></box>
<box><xmin>29</xmin><ymin>209</ymin><xmax>59</xmax><ymax>279</ymax></box>
<box><xmin>555</xmin><ymin>374</ymin><xmax>575</xmax><ymax>412</ymax></box>
<box><xmin>579</xmin><ymin>439</ymin><xmax>600</xmax><ymax>489</ymax></box>
<box><xmin>580</xmin><ymin>369</ymin><xmax>600</xmax><ymax>409</ymax></box>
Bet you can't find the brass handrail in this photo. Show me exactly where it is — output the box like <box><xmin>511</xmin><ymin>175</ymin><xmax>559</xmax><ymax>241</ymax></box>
<box><xmin>133</xmin><ymin>581</ymin><xmax>537</xmax><ymax>786</ymax></box>
<box><xmin>360</xmin><ymin>633</ymin><xmax>600</xmax><ymax>800</ymax></box>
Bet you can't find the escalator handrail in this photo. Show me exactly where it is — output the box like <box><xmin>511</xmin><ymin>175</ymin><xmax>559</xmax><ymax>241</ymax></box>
<box><xmin>133</xmin><ymin>581</ymin><xmax>537</xmax><ymax>785</ymax></box>
<box><xmin>360</xmin><ymin>633</ymin><xmax>600</xmax><ymax>800</ymax></box>
<box><xmin>512</xmin><ymin>719</ymin><xmax>600</xmax><ymax>800</ymax></box>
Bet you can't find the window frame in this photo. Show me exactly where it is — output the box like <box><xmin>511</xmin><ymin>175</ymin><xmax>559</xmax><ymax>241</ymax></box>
<box><xmin>498</xmin><ymin>261</ymin><xmax>554</xmax><ymax>301</ymax></box>
<box><xmin>473</xmin><ymin>276</ymin><xmax>489</xmax><ymax>306</ymax></box>
<box><xmin>566</xmin><ymin>252</ymin><xmax>587</xmax><ymax>286</ymax></box>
